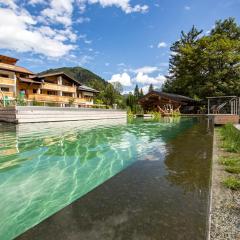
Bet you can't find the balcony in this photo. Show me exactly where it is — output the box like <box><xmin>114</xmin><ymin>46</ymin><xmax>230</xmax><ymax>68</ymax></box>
<box><xmin>0</xmin><ymin>77</ymin><xmax>15</xmax><ymax>86</ymax></box>
<box><xmin>75</xmin><ymin>98</ymin><xmax>93</xmax><ymax>104</ymax></box>
<box><xmin>41</xmin><ymin>82</ymin><xmax>76</xmax><ymax>93</ymax></box>
<box><xmin>0</xmin><ymin>92</ymin><xmax>14</xmax><ymax>99</ymax></box>
<box><xmin>28</xmin><ymin>94</ymin><xmax>89</xmax><ymax>104</ymax></box>
<box><xmin>28</xmin><ymin>94</ymin><xmax>70</xmax><ymax>103</ymax></box>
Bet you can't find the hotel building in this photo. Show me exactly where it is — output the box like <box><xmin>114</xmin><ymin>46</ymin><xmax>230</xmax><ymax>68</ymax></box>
<box><xmin>0</xmin><ymin>55</ymin><xmax>99</xmax><ymax>107</ymax></box>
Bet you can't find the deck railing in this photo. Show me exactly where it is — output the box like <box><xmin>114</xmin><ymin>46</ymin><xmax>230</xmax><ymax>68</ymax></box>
<box><xmin>41</xmin><ymin>82</ymin><xmax>76</xmax><ymax>93</ymax></box>
<box><xmin>0</xmin><ymin>77</ymin><xmax>15</xmax><ymax>86</ymax></box>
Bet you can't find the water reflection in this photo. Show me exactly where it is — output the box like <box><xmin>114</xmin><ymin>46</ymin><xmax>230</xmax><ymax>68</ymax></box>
<box><xmin>165</xmin><ymin>120</ymin><xmax>213</xmax><ymax>193</ymax></box>
<box><xmin>0</xmin><ymin>118</ymin><xmax>212</xmax><ymax>240</ymax></box>
<box><xmin>18</xmin><ymin>118</ymin><xmax>212</xmax><ymax>240</ymax></box>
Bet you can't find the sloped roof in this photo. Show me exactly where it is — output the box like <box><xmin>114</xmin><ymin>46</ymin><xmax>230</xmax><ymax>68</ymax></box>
<box><xmin>0</xmin><ymin>62</ymin><xmax>33</xmax><ymax>74</ymax></box>
<box><xmin>140</xmin><ymin>91</ymin><xmax>196</xmax><ymax>103</ymax></box>
<box><xmin>78</xmin><ymin>85</ymin><xmax>99</xmax><ymax>93</ymax></box>
<box><xmin>0</xmin><ymin>55</ymin><xmax>18</xmax><ymax>65</ymax></box>
<box><xmin>37</xmin><ymin>72</ymin><xmax>80</xmax><ymax>85</ymax></box>
<box><xmin>18</xmin><ymin>77</ymin><xmax>41</xmax><ymax>84</ymax></box>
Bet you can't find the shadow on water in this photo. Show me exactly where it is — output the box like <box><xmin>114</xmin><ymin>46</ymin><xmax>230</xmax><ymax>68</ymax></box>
<box><xmin>16</xmin><ymin>117</ymin><xmax>213</xmax><ymax>240</ymax></box>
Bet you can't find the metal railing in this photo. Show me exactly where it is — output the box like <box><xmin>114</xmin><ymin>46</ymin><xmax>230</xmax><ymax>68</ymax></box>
<box><xmin>0</xmin><ymin>97</ymin><xmax>111</xmax><ymax>109</ymax></box>
<box><xmin>207</xmin><ymin>96</ymin><xmax>240</xmax><ymax>115</ymax></box>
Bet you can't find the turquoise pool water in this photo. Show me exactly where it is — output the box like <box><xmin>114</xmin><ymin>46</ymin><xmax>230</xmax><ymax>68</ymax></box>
<box><xmin>0</xmin><ymin>118</ymin><xmax>211</xmax><ymax>239</ymax></box>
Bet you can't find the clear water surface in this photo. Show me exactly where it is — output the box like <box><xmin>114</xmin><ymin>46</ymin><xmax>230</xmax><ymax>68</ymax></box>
<box><xmin>0</xmin><ymin>117</ymin><xmax>213</xmax><ymax>240</ymax></box>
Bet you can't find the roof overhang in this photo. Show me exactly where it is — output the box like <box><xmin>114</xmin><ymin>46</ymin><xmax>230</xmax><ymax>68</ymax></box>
<box><xmin>78</xmin><ymin>85</ymin><xmax>99</xmax><ymax>93</ymax></box>
<box><xmin>0</xmin><ymin>55</ymin><xmax>18</xmax><ymax>65</ymax></box>
<box><xmin>37</xmin><ymin>72</ymin><xmax>80</xmax><ymax>85</ymax></box>
<box><xmin>0</xmin><ymin>63</ymin><xmax>33</xmax><ymax>74</ymax></box>
<box><xmin>139</xmin><ymin>91</ymin><xmax>196</xmax><ymax>104</ymax></box>
<box><xmin>18</xmin><ymin>77</ymin><xmax>42</xmax><ymax>84</ymax></box>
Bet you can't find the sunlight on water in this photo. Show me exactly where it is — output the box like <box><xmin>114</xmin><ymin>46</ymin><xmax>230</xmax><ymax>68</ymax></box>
<box><xmin>0</xmin><ymin>118</ymin><xmax>194</xmax><ymax>240</ymax></box>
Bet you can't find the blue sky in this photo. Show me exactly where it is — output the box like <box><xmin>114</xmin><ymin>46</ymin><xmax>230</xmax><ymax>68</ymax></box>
<box><xmin>0</xmin><ymin>0</ymin><xmax>239</xmax><ymax>93</ymax></box>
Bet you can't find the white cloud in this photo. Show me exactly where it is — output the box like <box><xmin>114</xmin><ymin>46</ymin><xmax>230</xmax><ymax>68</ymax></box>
<box><xmin>117</xmin><ymin>63</ymin><xmax>126</xmax><ymax>67</ymax></box>
<box><xmin>0</xmin><ymin>0</ymin><xmax>149</xmax><ymax>58</ymax></box>
<box><xmin>157</xmin><ymin>42</ymin><xmax>167</xmax><ymax>48</ymax></box>
<box><xmin>184</xmin><ymin>6</ymin><xmax>191</xmax><ymax>11</ymax></box>
<box><xmin>41</xmin><ymin>0</ymin><xmax>74</xmax><ymax>26</ymax></box>
<box><xmin>141</xmin><ymin>85</ymin><xmax>150</xmax><ymax>94</ymax></box>
<box><xmin>76</xmin><ymin>17</ymin><xmax>91</xmax><ymax>23</ymax></box>
<box><xmin>84</xmin><ymin>39</ymin><xmax>92</xmax><ymax>44</ymax></box>
<box><xmin>135</xmin><ymin>72</ymin><xmax>166</xmax><ymax>85</ymax></box>
<box><xmin>0</xmin><ymin>0</ymin><xmax>17</xmax><ymax>9</ymax></box>
<box><xmin>29</xmin><ymin>0</ymin><xmax>45</xmax><ymax>5</ymax></box>
<box><xmin>0</xmin><ymin>7</ymin><xmax>74</xmax><ymax>57</ymax></box>
<box><xmin>77</xmin><ymin>0</ymin><xmax>149</xmax><ymax>14</ymax></box>
<box><xmin>78</xmin><ymin>55</ymin><xmax>93</xmax><ymax>65</ymax></box>
<box><xmin>133</xmin><ymin>66</ymin><xmax>159</xmax><ymax>74</ymax></box>
<box><xmin>108</xmin><ymin>73</ymin><xmax>132</xmax><ymax>86</ymax></box>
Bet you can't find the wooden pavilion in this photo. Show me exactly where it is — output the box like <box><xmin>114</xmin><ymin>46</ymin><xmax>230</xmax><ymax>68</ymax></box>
<box><xmin>139</xmin><ymin>91</ymin><xmax>196</xmax><ymax>115</ymax></box>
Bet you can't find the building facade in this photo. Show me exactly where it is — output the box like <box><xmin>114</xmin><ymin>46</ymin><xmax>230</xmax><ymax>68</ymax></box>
<box><xmin>0</xmin><ymin>55</ymin><xmax>99</xmax><ymax>107</ymax></box>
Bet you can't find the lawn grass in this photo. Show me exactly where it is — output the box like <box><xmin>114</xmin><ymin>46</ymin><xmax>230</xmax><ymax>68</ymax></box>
<box><xmin>225</xmin><ymin>166</ymin><xmax>240</xmax><ymax>174</ymax></box>
<box><xmin>222</xmin><ymin>177</ymin><xmax>240</xmax><ymax>190</ymax></box>
<box><xmin>218</xmin><ymin>124</ymin><xmax>240</xmax><ymax>190</ymax></box>
<box><xmin>220</xmin><ymin>124</ymin><xmax>240</xmax><ymax>153</ymax></box>
<box><xmin>219</xmin><ymin>157</ymin><xmax>240</xmax><ymax>166</ymax></box>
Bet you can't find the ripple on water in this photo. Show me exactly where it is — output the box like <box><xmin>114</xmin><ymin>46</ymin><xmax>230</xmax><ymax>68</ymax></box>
<box><xmin>0</xmin><ymin>118</ymin><xmax>197</xmax><ymax>240</ymax></box>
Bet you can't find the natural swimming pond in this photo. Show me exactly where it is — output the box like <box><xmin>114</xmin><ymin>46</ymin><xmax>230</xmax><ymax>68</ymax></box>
<box><xmin>0</xmin><ymin>117</ymin><xmax>213</xmax><ymax>240</ymax></box>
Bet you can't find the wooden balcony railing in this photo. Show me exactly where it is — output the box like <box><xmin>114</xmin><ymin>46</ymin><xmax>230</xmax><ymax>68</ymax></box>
<box><xmin>75</xmin><ymin>98</ymin><xmax>93</xmax><ymax>104</ymax></box>
<box><xmin>41</xmin><ymin>83</ymin><xmax>76</xmax><ymax>93</ymax></box>
<box><xmin>28</xmin><ymin>94</ymin><xmax>91</xmax><ymax>104</ymax></box>
<box><xmin>0</xmin><ymin>77</ymin><xmax>15</xmax><ymax>86</ymax></box>
<box><xmin>0</xmin><ymin>92</ymin><xmax>14</xmax><ymax>99</ymax></box>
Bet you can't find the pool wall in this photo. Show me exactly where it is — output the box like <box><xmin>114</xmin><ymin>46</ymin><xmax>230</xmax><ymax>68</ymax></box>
<box><xmin>0</xmin><ymin>106</ymin><xmax>126</xmax><ymax>123</ymax></box>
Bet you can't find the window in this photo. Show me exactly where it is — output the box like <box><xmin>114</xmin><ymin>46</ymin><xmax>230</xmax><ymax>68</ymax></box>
<box><xmin>20</xmin><ymin>74</ymin><xmax>27</xmax><ymax>78</ymax></box>
<box><xmin>0</xmin><ymin>87</ymin><xmax>9</xmax><ymax>92</ymax></box>
<box><xmin>33</xmin><ymin>89</ymin><xmax>37</xmax><ymax>94</ymax></box>
<box><xmin>62</xmin><ymin>92</ymin><xmax>72</xmax><ymax>97</ymax></box>
<box><xmin>47</xmin><ymin>91</ymin><xmax>57</xmax><ymax>95</ymax></box>
<box><xmin>0</xmin><ymin>73</ymin><xmax>9</xmax><ymax>78</ymax></box>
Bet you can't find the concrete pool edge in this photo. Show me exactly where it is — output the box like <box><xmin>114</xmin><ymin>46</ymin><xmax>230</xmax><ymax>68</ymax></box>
<box><xmin>207</xmin><ymin>129</ymin><xmax>216</xmax><ymax>240</ymax></box>
<box><xmin>0</xmin><ymin>106</ymin><xmax>127</xmax><ymax>123</ymax></box>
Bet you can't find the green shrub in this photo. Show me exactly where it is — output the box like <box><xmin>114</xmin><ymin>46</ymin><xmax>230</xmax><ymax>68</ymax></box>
<box><xmin>16</xmin><ymin>95</ymin><xmax>26</xmax><ymax>106</ymax></box>
<box><xmin>223</xmin><ymin>177</ymin><xmax>240</xmax><ymax>190</ymax></box>
<box><xmin>132</xmin><ymin>104</ymin><xmax>144</xmax><ymax>115</ymax></box>
<box><xmin>172</xmin><ymin>110</ymin><xmax>181</xmax><ymax>117</ymax></box>
<box><xmin>225</xmin><ymin>166</ymin><xmax>240</xmax><ymax>174</ymax></box>
<box><xmin>220</xmin><ymin>124</ymin><xmax>240</xmax><ymax>153</ymax></box>
<box><xmin>219</xmin><ymin>157</ymin><xmax>240</xmax><ymax>166</ymax></box>
<box><xmin>151</xmin><ymin>111</ymin><xmax>161</xmax><ymax>121</ymax></box>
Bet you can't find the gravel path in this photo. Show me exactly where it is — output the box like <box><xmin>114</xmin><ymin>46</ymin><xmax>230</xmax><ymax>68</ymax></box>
<box><xmin>210</xmin><ymin>130</ymin><xmax>240</xmax><ymax>240</ymax></box>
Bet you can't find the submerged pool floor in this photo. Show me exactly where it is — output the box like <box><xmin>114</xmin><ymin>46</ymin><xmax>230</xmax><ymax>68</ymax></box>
<box><xmin>0</xmin><ymin>118</ymin><xmax>213</xmax><ymax>240</ymax></box>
